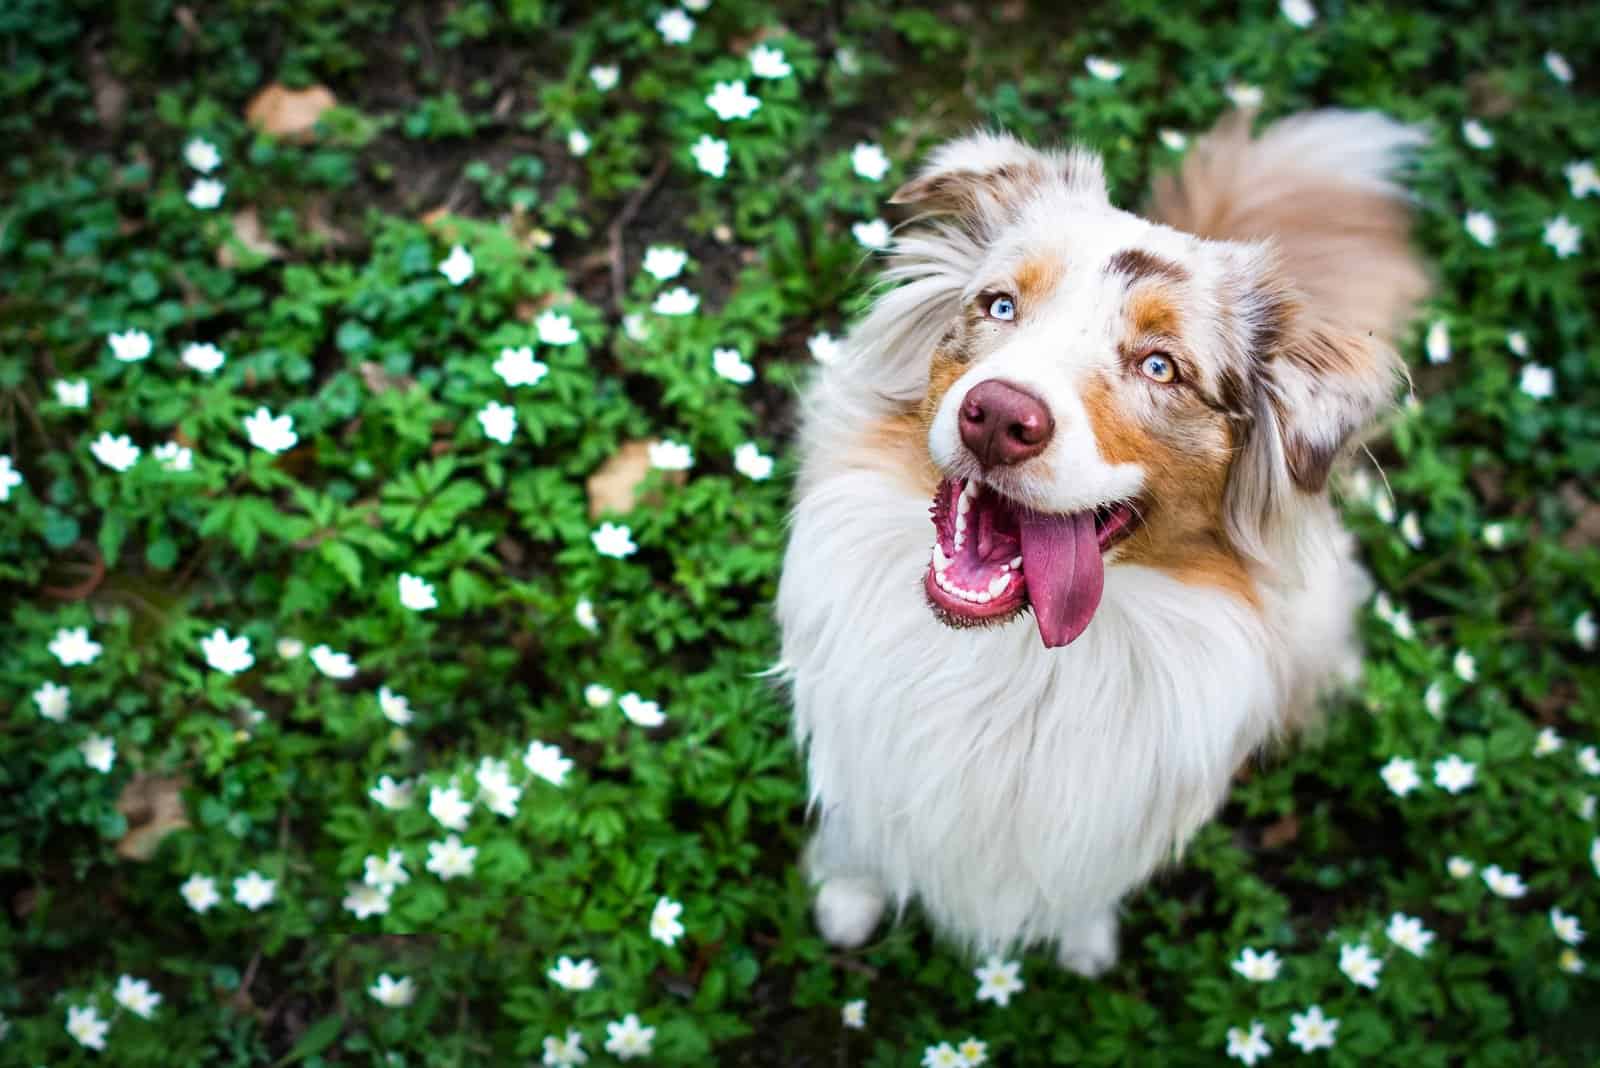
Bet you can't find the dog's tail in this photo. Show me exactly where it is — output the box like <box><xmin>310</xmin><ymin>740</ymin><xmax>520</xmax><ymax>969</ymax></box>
<box><xmin>1146</xmin><ymin>109</ymin><xmax>1430</xmax><ymax>345</ymax></box>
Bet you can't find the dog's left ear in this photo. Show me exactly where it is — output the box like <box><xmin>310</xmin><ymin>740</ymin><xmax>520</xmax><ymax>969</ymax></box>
<box><xmin>890</xmin><ymin>131</ymin><xmax>1106</xmax><ymax>237</ymax></box>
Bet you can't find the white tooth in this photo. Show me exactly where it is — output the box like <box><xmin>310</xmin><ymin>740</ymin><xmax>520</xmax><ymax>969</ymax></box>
<box><xmin>957</xmin><ymin>496</ymin><xmax>971</xmax><ymax>516</ymax></box>
<box><xmin>961</xmin><ymin>479</ymin><xmax>977</xmax><ymax>501</ymax></box>
<box><xmin>955</xmin><ymin>512</ymin><xmax>967</xmax><ymax>531</ymax></box>
<box><xmin>988</xmin><ymin>574</ymin><xmax>1010</xmax><ymax>596</ymax></box>
<box><xmin>933</xmin><ymin>543</ymin><xmax>950</xmax><ymax>571</ymax></box>
<box><xmin>977</xmin><ymin>592</ymin><xmax>991</xmax><ymax>603</ymax></box>
<box><xmin>1009</xmin><ymin>556</ymin><xmax>1023</xmax><ymax>569</ymax></box>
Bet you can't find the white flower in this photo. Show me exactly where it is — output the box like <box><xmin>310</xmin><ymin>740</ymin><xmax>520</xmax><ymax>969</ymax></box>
<box><xmin>1464</xmin><ymin>210</ymin><xmax>1497</xmax><ymax>246</ymax></box>
<box><xmin>605</xmin><ymin>1014</ymin><xmax>656</xmax><ymax>1059</ymax></box>
<box><xmin>181</xmin><ymin>341</ymin><xmax>225</xmax><ymax>374</ymax></box>
<box><xmin>622</xmin><ymin>313</ymin><xmax>651</xmax><ymax>342</ymax></box>
<box><xmin>1387</xmin><ymin>913</ymin><xmax>1435</xmax><ymax>957</ymax></box>
<box><xmin>369</xmin><ymin>974</ymin><xmax>416</xmax><ymax>1007</ymax></box>
<box><xmin>585</xmin><ymin>683</ymin><xmax>613</xmax><ymax>708</ymax></box>
<box><xmin>1453</xmin><ymin>649</ymin><xmax>1477</xmax><ymax>682</ymax></box>
<box><xmin>1231</xmin><ymin>947</ymin><xmax>1282</xmax><ymax>982</ymax></box>
<box><xmin>842</xmin><ymin>999</ymin><xmax>866</xmax><ymax>1029</ymax></box>
<box><xmin>706</xmin><ymin>80</ymin><xmax>761</xmax><ymax>121</ymax></box>
<box><xmin>108</xmin><ymin>329</ymin><xmax>153</xmax><ymax>362</ymax></box>
<box><xmin>55</xmin><ymin>378</ymin><xmax>90</xmax><ymax>407</ymax></box>
<box><xmin>642</xmin><ymin>245</ymin><xmax>688</xmax><ymax>281</ymax></box>
<box><xmin>475</xmin><ymin>757</ymin><xmax>521</xmax><ymax>818</ymax></box>
<box><xmin>923</xmin><ymin>1044</ymin><xmax>964</xmax><ymax>1068</ymax></box>
<box><xmin>1447</xmin><ymin>856</ymin><xmax>1475</xmax><ymax>879</ymax></box>
<box><xmin>851</xmin><ymin>142</ymin><xmax>890</xmax><ymax>181</ymax></box>
<box><xmin>575</xmin><ymin>598</ymin><xmax>599</xmax><ymax>632</ymax></box>
<box><xmin>1433</xmin><ymin>753</ymin><xmax>1476</xmax><ymax>794</ymax></box>
<box><xmin>66</xmin><ymin>1005</ymin><xmax>110</xmax><ymax>1051</ymax></box>
<box><xmin>1339</xmin><ymin>942</ymin><xmax>1382</xmax><ymax>989</ymax></box>
<box><xmin>81</xmin><ymin>733</ymin><xmax>116</xmax><ymax>773</ymax></box>
<box><xmin>233</xmin><ymin>870</ymin><xmax>276</xmax><ymax>910</ymax></box>
<box><xmin>1373</xmin><ymin>491</ymin><xmax>1395</xmax><ymax>523</ymax></box>
<box><xmin>438</xmin><ymin>244</ymin><xmax>474</xmax><ymax>285</ymax></box>
<box><xmin>426</xmin><ymin>834</ymin><xmax>477</xmax><ymax>879</ymax></box>
<box><xmin>1425</xmin><ymin>320</ymin><xmax>1451</xmax><ymax>363</ymax></box>
<box><xmin>653</xmin><ymin>286</ymin><xmax>700</xmax><ymax>315</ymax></box>
<box><xmin>477</xmin><ymin>401</ymin><xmax>517</xmax><ymax>444</ymax></box>
<box><xmin>649</xmin><ymin>439</ymin><xmax>694</xmax><ymax>470</ymax></box>
<box><xmin>1158</xmin><ymin>129</ymin><xmax>1188</xmax><ymax>151</ymax></box>
<box><xmin>1482</xmin><ymin>864</ymin><xmax>1527</xmax><ymax>898</ymax></box>
<box><xmin>184</xmin><ymin>136</ymin><xmax>222</xmax><ymax>173</ymax></box>
<box><xmin>1225</xmin><ymin>82</ymin><xmax>1264</xmax><ymax>109</ymax></box>
<box><xmin>90</xmin><ymin>432</ymin><xmax>140</xmax><ymax>471</ymax></box>
<box><xmin>1482</xmin><ymin>523</ymin><xmax>1506</xmax><ymax>549</ymax></box>
<box><xmin>51</xmin><ymin>625</ymin><xmax>102</xmax><ymax>666</ymax></box>
<box><xmin>429</xmin><ymin>785</ymin><xmax>472</xmax><ymax>830</ymax></box>
<box><xmin>712</xmin><ymin>347</ymin><xmax>754</xmax><ymax>384</ymax></box>
<box><xmin>180</xmin><ymin>873</ymin><xmax>221</xmax><ymax>913</ymax></box>
<box><xmin>656</xmin><ymin>7</ymin><xmax>694</xmax><ymax>44</ymax></box>
<box><xmin>524</xmin><ymin>741</ymin><xmax>573</xmax><ymax>786</ymax></box>
<box><xmin>364</xmin><ymin>849</ymin><xmax>410</xmax><ymax>889</ymax></box>
<box><xmin>1580</xmin><ymin>746</ymin><xmax>1600</xmax><ymax>777</ymax></box>
<box><xmin>853</xmin><ymin>218</ymin><xmax>892</xmax><ymax>249</ymax></box>
<box><xmin>310</xmin><ymin>643</ymin><xmax>357</xmax><ymax>679</ymax></box>
<box><xmin>589</xmin><ymin>64</ymin><xmax>620</xmax><ymax>91</ymax></box>
<box><xmin>536</xmin><ymin>310</ymin><xmax>581</xmax><ymax>346</ymax></box>
<box><xmin>957</xmin><ymin>1038</ymin><xmax>989</xmax><ymax>1066</ymax></box>
<box><xmin>1226</xmin><ymin>1020</ymin><xmax>1272</xmax><ymax>1065</ymax></box>
<box><xmin>691</xmin><ymin>134</ymin><xmax>730</xmax><ymax>178</ymax></box>
<box><xmin>1593</xmin><ymin>837</ymin><xmax>1600</xmax><ymax>877</ymax></box>
<box><xmin>1380</xmin><ymin>756</ymin><xmax>1421</xmax><ymax>797</ymax></box>
<box><xmin>1520</xmin><ymin>364</ymin><xmax>1555</xmax><ymax>399</ymax></box>
<box><xmin>1280</xmin><ymin>0</ymin><xmax>1316</xmax><ymax>26</ymax></box>
<box><xmin>809</xmin><ymin>332</ymin><xmax>842</xmax><ymax>363</ymax></box>
<box><xmin>187</xmin><ymin>178</ymin><xmax>226</xmax><ymax>210</ymax></box>
<box><xmin>1544</xmin><ymin>215</ymin><xmax>1582</xmax><ymax>258</ymax></box>
<box><xmin>1559</xmin><ymin>949</ymin><xmax>1586</xmax><ymax>974</ymax></box>
<box><xmin>0</xmin><ymin>455</ymin><xmax>19</xmax><ymax>502</ymax></box>
<box><xmin>154</xmin><ymin>441</ymin><xmax>193</xmax><ymax>471</ymax></box>
<box><xmin>377</xmin><ymin>687</ymin><xmax>413</xmax><ymax>725</ymax></box>
<box><xmin>733</xmin><ymin>442</ymin><xmax>774</xmax><ymax>481</ymax></box>
<box><xmin>200</xmin><ymin>628</ymin><xmax>254</xmax><ymax>675</ymax></box>
<box><xmin>493</xmin><ymin>346</ymin><xmax>548</xmax><ymax>388</ymax></box>
<box><xmin>1544</xmin><ymin>50</ymin><xmax>1573</xmax><ymax>84</ymax></box>
<box><xmin>343</xmin><ymin>880</ymin><xmax>393</xmax><ymax>919</ymax></box>
<box><xmin>1566</xmin><ymin>160</ymin><xmax>1600</xmax><ymax>198</ymax></box>
<box><xmin>549</xmin><ymin>956</ymin><xmax>600</xmax><ymax>991</ymax></box>
<box><xmin>1424</xmin><ymin>680</ymin><xmax>1446</xmax><ymax>719</ymax></box>
<box><xmin>1287</xmin><ymin>1006</ymin><xmax>1338</xmax><ymax>1053</ymax></box>
<box><xmin>1399</xmin><ymin>511</ymin><xmax>1423</xmax><ymax>548</ymax></box>
<box><xmin>1575</xmin><ymin>610</ymin><xmax>1597</xmax><ymax>651</ymax></box>
<box><xmin>369</xmin><ymin>775</ymin><xmax>416</xmax><ymax>810</ymax></box>
<box><xmin>1551</xmin><ymin>907</ymin><xmax>1586</xmax><ymax>946</ymax></box>
<box><xmin>243</xmin><ymin>407</ymin><xmax>297</xmax><ymax>454</ymax></box>
<box><xmin>749</xmin><ymin>43</ymin><xmax>792</xmax><ymax>79</ymax></box>
<box><xmin>397</xmin><ymin>572</ymin><xmax>437</xmax><ymax>612</ymax></box>
<box><xmin>1084</xmin><ymin>56</ymin><xmax>1123</xmax><ymax>81</ymax></box>
<box><xmin>619</xmin><ymin>692</ymin><xmax>666</xmax><ymax>727</ymax></box>
<box><xmin>1462</xmin><ymin>118</ymin><xmax>1494</xmax><ymax>149</ymax></box>
<box><xmin>568</xmin><ymin>129</ymin><xmax>591</xmax><ymax>157</ymax></box>
<box><xmin>1507</xmin><ymin>330</ymin><xmax>1530</xmax><ymax>356</ymax></box>
<box><xmin>1530</xmin><ymin>726</ymin><xmax>1563</xmax><ymax>756</ymax></box>
<box><xmin>1581</xmin><ymin>795</ymin><xmax>1595</xmax><ymax>820</ymax></box>
<box><xmin>592</xmin><ymin>522</ymin><xmax>637</xmax><ymax>558</ymax></box>
<box><xmin>543</xmin><ymin>1029</ymin><xmax>588</xmax><ymax>1067</ymax></box>
<box><xmin>650</xmin><ymin>896</ymin><xmax>685</xmax><ymax>945</ymax></box>
<box><xmin>973</xmin><ymin>956</ymin><xmax>1024</xmax><ymax>1006</ymax></box>
<box><xmin>34</xmin><ymin>681</ymin><xmax>70</xmax><ymax>721</ymax></box>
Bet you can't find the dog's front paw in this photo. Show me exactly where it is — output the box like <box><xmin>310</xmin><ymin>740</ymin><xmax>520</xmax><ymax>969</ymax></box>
<box><xmin>1056</xmin><ymin>909</ymin><xmax>1119</xmax><ymax>978</ymax></box>
<box><xmin>814</xmin><ymin>876</ymin><xmax>886</xmax><ymax>949</ymax></box>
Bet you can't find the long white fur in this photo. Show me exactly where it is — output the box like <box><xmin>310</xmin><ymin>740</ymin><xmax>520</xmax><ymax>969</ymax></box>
<box><xmin>777</xmin><ymin>111</ymin><xmax>1421</xmax><ymax>969</ymax></box>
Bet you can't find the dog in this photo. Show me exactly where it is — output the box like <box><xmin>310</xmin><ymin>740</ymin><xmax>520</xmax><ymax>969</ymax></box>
<box><xmin>776</xmin><ymin>109</ymin><xmax>1429</xmax><ymax>974</ymax></box>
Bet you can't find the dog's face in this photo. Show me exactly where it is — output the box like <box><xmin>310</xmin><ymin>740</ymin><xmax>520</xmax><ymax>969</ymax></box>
<box><xmin>889</xmin><ymin>134</ymin><xmax>1398</xmax><ymax>647</ymax></box>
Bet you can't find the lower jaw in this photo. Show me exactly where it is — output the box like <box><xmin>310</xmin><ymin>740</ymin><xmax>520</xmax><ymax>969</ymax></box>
<box><xmin>922</xmin><ymin>569</ymin><xmax>1029</xmax><ymax>626</ymax></box>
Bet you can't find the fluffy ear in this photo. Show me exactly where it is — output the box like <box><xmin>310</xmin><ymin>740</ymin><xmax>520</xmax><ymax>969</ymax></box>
<box><xmin>889</xmin><ymin>131</ymin><xmax>1106</xmax><ymax>236</ymax></box>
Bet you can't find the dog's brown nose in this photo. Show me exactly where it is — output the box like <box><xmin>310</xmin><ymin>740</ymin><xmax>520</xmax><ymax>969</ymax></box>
<box><xmin>959</xmin><ymin>380</ymin><xmax>1054</xmax><ymax>467</ymax></box>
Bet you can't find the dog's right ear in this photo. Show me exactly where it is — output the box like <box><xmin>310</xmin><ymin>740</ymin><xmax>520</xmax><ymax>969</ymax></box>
<box><xmin>890</xmin><ymin>132</ymin><xmax>1105</xmax><ymax>237</ymax></box>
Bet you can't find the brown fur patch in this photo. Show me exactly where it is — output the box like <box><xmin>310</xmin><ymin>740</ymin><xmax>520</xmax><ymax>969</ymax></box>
<box><xmin>1080</xmin><ymin>376</ymin><xmax>1259</xmax><ymax>609</ymax></box>
<box><xmin>921</xmin><ymin>349</ymin><xmax>969</xmax><ymax>432</ymax></box>
<box><xmin>848</xmin><ymin>410</ymin><xmax>939</xmax><ymax>496</ymax></box>
<box><xmin>1127</xmin><ymin>287</ymin><xmax>1183</xmax><ymax>339</ymax></box>
<box><xmin>1015</xmin><ymin>254</ymin><xmax>1064</xmax><ymax>306</ymax></box>
<box><xmin>1108</xmin><ymin>248</ymin><xmax>1190</xmax><ymax>285</ymax></box>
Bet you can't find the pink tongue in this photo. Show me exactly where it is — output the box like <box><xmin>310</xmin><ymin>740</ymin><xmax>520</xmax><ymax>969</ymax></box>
<box><xmin>1018</xmin><ymin>510</ymin><xmax>1104</xmax><ymax>648</ymax></box>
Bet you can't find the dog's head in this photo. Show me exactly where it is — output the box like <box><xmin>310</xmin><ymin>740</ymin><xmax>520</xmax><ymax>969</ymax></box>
<box><xmin>869</xmin><ymin>126</ymin><xmax>1422</xmax><ymax>647</ymax></box>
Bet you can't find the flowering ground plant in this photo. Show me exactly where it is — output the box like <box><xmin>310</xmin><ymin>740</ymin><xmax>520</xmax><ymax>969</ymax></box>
<box><xmin>1</xmin><ymin>1</ymin><xmax>1596</xmax><ymax>1065</ymax></box>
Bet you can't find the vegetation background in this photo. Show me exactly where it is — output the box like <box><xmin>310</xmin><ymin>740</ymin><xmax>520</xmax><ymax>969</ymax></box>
<box><xmin>1</xmin><ymin>0</ymin><xmax>1596</xmax><ymax>1064</ymax></box>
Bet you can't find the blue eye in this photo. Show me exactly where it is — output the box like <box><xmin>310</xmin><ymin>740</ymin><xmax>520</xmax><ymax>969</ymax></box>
<box><xmin>988</xmin><ymin>295</ymin><xmax>1016</xmax><ymax>321</ymax></box>
<box><xmin>1139</xmin><ymin>353</ymin><xmax>1176</xmax><ymax>383</ymax></box>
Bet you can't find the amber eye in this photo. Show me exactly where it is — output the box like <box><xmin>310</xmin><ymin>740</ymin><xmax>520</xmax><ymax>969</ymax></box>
<box><xmin>1139</xmin><ymin>352</ymin><xmax>1177</xmax><ymax>384</ymax></box>
<box><xmin>987</xmin><ymin>294</ymin><xmax>1017</xmax><ymax>321</ymax></box>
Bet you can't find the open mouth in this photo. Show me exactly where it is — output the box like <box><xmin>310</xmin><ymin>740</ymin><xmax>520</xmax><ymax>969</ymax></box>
<box><xmin>924</xmin><ymin>478</ymin><xmax>1141</xmax><ymax>648</ymax></box>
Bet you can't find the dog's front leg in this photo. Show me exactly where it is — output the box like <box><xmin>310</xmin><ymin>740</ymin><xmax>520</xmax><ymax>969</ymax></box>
<box><xmin>802</xmin><ymin>825</ymin><xmax>888</xmax><ymax>949</ymax></box>
<box><xmin>1055</xmin><ymin>905</ymin><xmax>1120</xmax><ymax>978</ymax></box>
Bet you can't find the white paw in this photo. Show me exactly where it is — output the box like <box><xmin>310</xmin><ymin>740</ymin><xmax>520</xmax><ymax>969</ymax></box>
<box><xmin>814</xmin><ymin>876</ymin><xmax>886</xmax><ymax>948</ymax></box>
<box><xmin>1056</xmin><ymin>911</ymin><xmax>1119</xmax><ymax>978</ymax></box>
